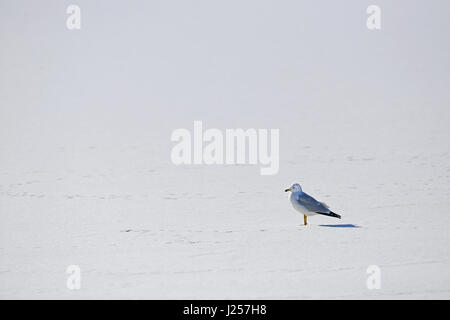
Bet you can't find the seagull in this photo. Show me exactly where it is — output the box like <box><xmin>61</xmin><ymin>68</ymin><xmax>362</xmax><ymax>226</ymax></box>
<box><xmin>284</xmin><ymin>183</ymin><xmax>341</xmax><ymax>226</ymax></box>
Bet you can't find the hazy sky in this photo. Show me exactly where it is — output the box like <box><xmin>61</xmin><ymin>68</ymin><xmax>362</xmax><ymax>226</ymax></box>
<box><xmin>1</xmin><ymin>1</ymin><xmax>449</xmax><ymax>156</ymax></box>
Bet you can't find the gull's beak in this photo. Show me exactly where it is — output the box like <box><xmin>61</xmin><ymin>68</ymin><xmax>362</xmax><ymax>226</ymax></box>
<box><xmin>284</xmin><ymin>188</ymin><xmax>291</xmax><ymax>192</ymax></box>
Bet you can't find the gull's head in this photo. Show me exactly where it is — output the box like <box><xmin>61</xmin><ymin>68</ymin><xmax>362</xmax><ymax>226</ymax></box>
<box><xmin>284</xmin><ymin>183</ymin><xmax>302</xmax><ymax>193</ymax></box>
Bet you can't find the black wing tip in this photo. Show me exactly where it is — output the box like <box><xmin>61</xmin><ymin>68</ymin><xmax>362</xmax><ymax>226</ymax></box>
<box><xmin>331</xmin><ymin>211</ymin><xmax>341</xmax><ymax>219</ymax></box>
<box><xmin>316</xmin><ymin>211</ymin><xmax>341</xmax><ymax>219</ymax></box>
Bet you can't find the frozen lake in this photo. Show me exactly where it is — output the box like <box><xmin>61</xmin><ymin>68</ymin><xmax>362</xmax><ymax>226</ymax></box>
<box><xmin>1</xmin><ymin>0</ymin><xmax>450</xmax><ymax>299</ymax></box>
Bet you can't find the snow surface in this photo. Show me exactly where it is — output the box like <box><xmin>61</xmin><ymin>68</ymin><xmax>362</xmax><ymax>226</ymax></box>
<box><xmin>1</xmin><ymin>0</ymin><xmax>450</xmax><ymax>299</ymax></box>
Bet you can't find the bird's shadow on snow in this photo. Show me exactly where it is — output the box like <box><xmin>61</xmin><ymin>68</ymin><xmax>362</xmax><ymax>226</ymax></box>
<box><xmin>319</xmin><ymin>224</ymin><xmax>361</xmax><ymax>228</ymax></box>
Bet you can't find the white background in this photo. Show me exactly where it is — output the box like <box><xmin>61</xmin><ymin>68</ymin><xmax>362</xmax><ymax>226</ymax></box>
<box><xmin>1</xmin><ymin>0</ymin><xmax>449</xmax><ymax>298</ymax></box>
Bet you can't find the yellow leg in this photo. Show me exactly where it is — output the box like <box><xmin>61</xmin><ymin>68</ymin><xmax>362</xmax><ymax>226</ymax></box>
<box><xmin>304</xmin><ymin>215</ymin><xmax>307</xmax><ymax>226</ymax></box>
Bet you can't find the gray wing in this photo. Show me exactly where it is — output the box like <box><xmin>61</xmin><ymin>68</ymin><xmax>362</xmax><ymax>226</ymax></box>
<box><xmin>296</xmin><ymin>192</ymin><xmax>330</xmax><ymax>214</ymax></box>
